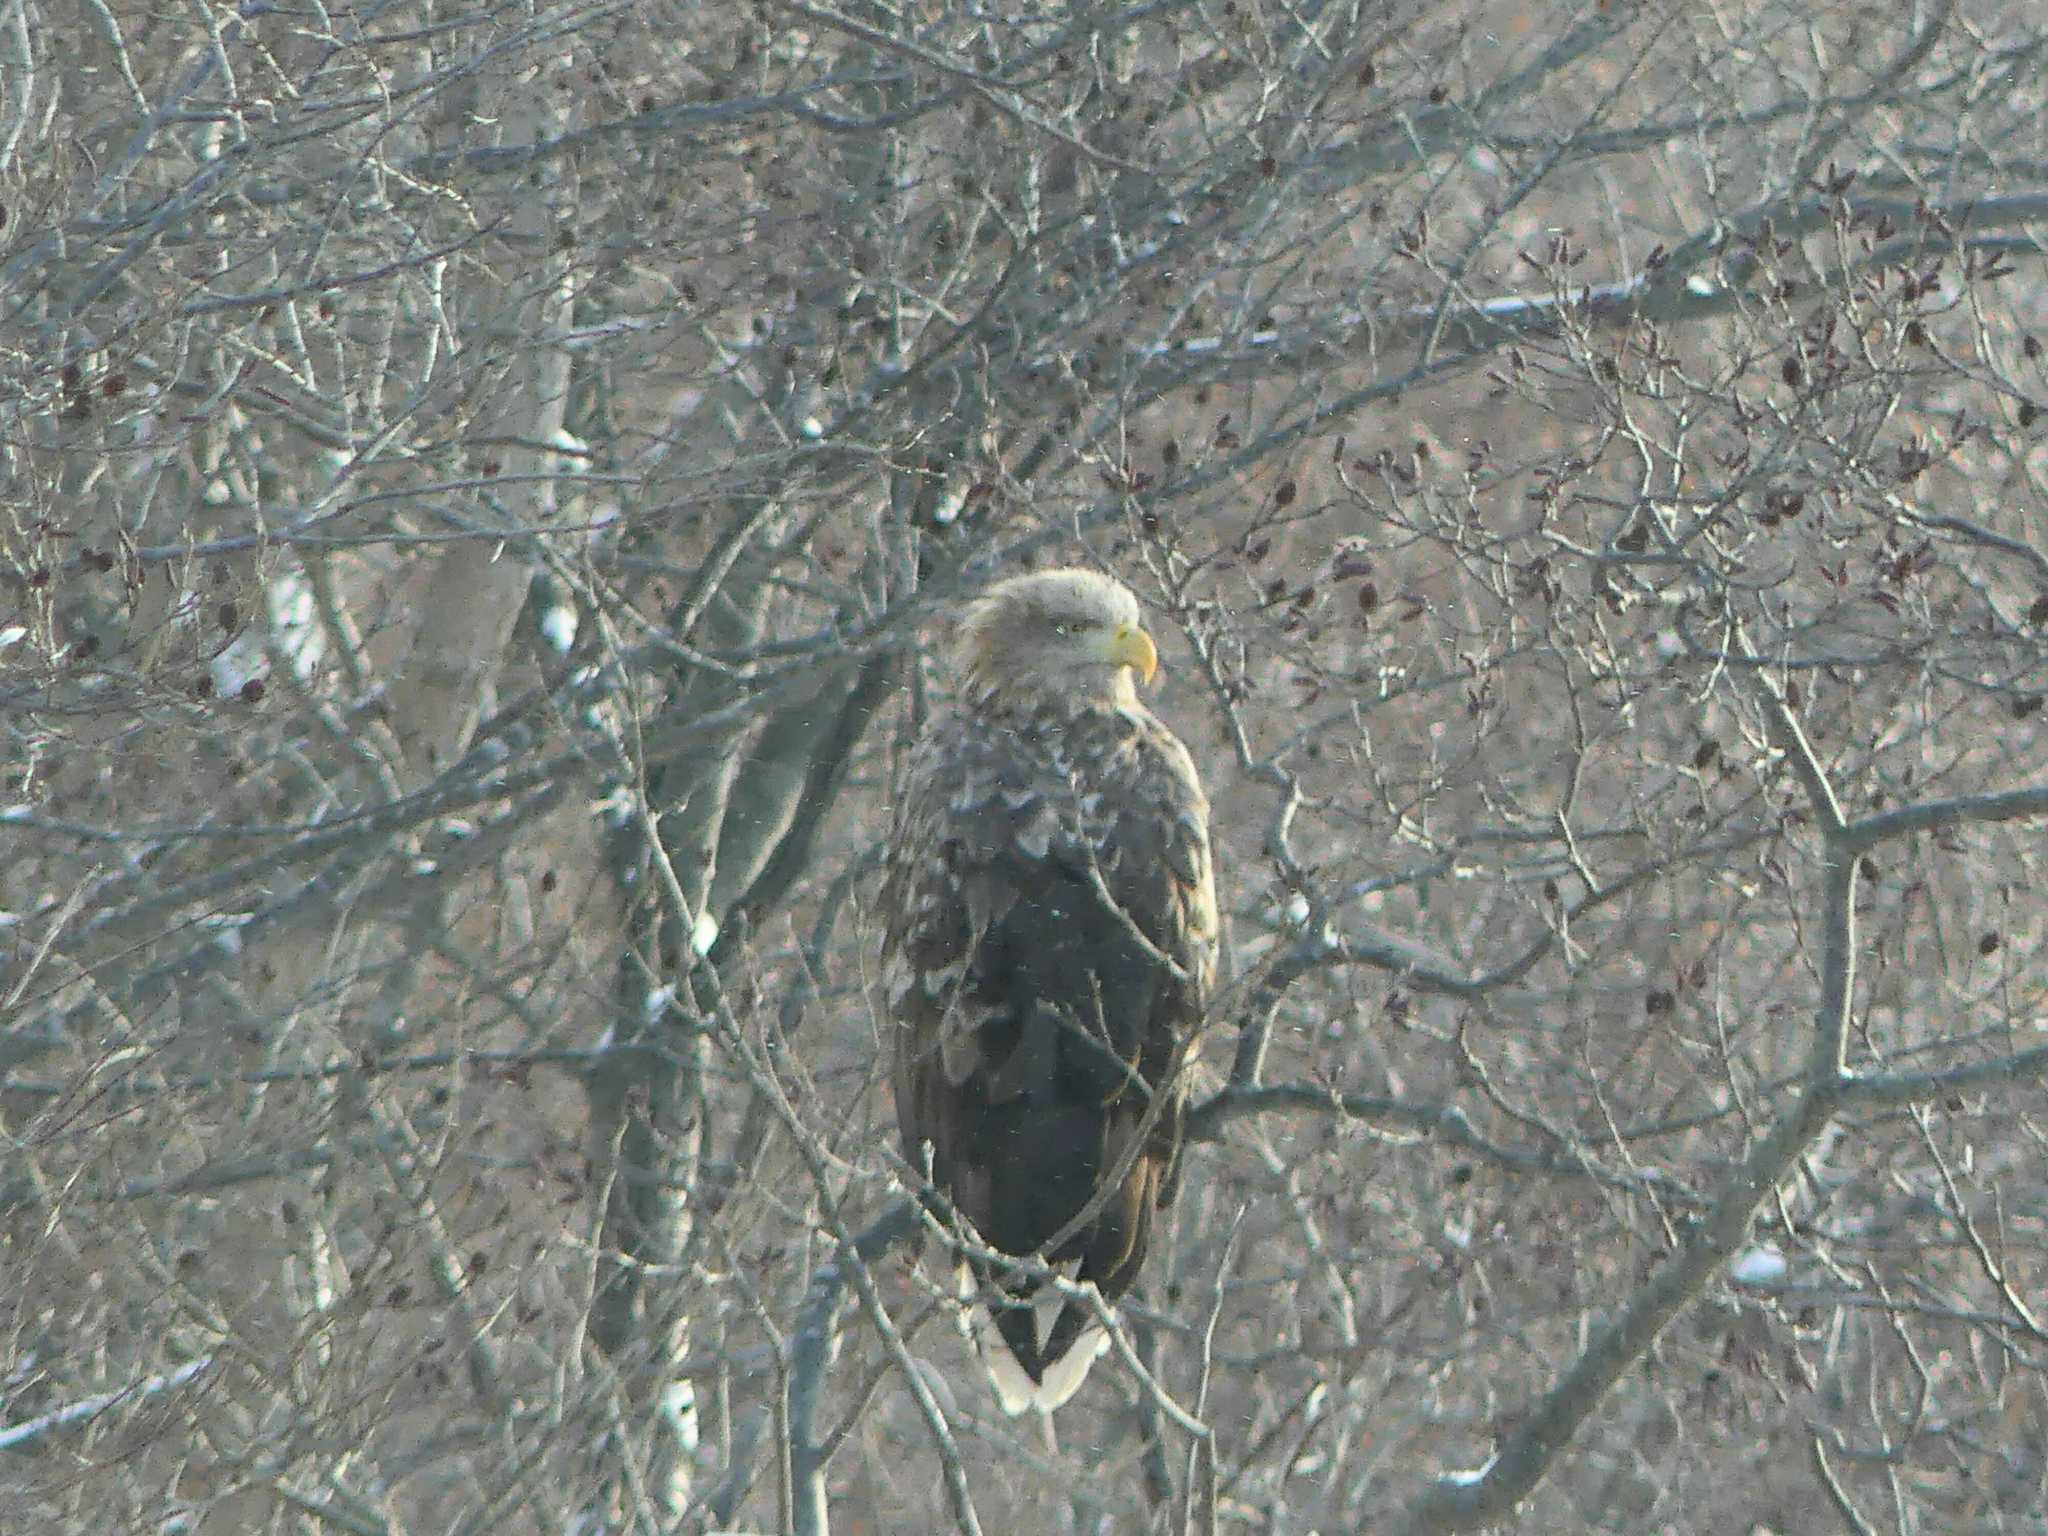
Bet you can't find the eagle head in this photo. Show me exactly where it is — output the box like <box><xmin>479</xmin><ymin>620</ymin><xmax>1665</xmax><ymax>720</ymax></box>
<box><xmin>955</xmin><ymin>568</ymin><xmax>1160</xmax><ymax>710</ymax></box>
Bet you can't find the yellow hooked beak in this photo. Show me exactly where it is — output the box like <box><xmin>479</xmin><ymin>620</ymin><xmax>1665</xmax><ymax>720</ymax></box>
<box><xmin>1102</xmin><ymin>622</ymin><xmax>1160</xmax><ymax>686</ymax></box>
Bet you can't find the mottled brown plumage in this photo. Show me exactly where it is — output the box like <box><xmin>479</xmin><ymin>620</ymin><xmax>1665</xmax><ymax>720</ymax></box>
<box><xmin>880</xmin><ymin>568</ymin><xmax>1218</xmax><ymax>1412</ymax></box>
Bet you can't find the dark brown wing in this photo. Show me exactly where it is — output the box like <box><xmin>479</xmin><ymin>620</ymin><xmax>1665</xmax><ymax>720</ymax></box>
<box><xmin>881</xmin><ymin>702</ymin><xmax>1217</xmax><ymax>1397</ymax></box>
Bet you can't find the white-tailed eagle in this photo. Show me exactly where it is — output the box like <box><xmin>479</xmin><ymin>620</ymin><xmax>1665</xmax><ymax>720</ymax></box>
<box><xmin>881</xmin><ymin>567</ymin><xmax>1219</xmax><ymax>1413</ymax></box>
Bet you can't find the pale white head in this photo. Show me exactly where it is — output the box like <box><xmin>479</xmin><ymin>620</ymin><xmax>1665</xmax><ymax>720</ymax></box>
<box><xmin>954</xmin><ymin>567</ymin><xmax>1160</xmax><ymax>711</ymax></box>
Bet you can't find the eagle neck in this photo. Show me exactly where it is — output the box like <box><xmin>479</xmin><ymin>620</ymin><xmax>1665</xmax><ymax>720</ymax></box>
<box><xmin>966</xmin><ymin>668</ymin><xmax>1138</xmax><ymax>721</ymax></box>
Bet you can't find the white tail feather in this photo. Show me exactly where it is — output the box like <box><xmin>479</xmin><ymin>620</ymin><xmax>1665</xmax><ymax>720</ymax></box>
<box><xmin>971</xmin><ymin>1303</ymin><xmax>1109</xmax><ymax>1415</ymax></box>
<box><xmin>957</xmin><ymin>1260</ymin><xmax>1112</xmax><ymax>1414</ymax></box>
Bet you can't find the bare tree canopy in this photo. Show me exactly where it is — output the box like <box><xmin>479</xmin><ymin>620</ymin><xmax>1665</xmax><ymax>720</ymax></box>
<box><xmin>3</xmin><ymin>0</ymin><xmax>2046</xmax><ymax>1531</ymax></box>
